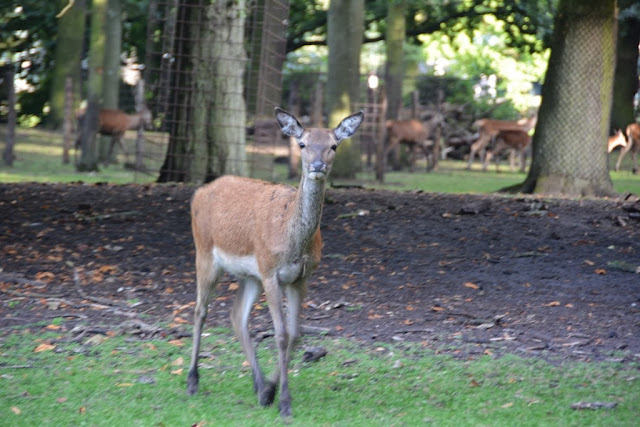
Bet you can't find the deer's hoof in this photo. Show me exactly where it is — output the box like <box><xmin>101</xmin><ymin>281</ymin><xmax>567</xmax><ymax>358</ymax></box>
<box><xmin>259</xmin><ymin>382</ymin><xmax>277</xmax><ymax>406</ymax></box>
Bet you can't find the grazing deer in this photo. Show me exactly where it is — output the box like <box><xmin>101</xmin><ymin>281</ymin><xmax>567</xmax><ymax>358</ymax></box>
<box><xmin>607</xmin><ymin>129</ymin><xmax>627</xmax><ymax>154</ymax></box>
<box><xmin>385</xmin><ymin>113</ymin><xmax>443</xmax><ymax>171</ymax></box>
<box><xmin>75</xmin><ymin>108</ymin><xmax>152</xmax><ymax>162</ymax></box>
<box><xmin>484</xmin><ymin>129</ymin><xmax>531</xmax><ymax>172</ymax></box>
<box><xmin>187</xmin><ymin>107</ymin><xmax>364</xmax><ymax>418</ymax></box>
<box><xmin>466</xmin><ymin>115</ymin><xmax>537</xmax><ymax>170</ymax></box>
<box><xmin>615</xmin><ymin>123</ymin><xmax>639</xmax><ymax>174</ymax></box>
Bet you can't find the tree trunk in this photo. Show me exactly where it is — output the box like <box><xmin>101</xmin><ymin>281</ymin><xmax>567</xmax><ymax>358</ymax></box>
<box><xmin>48</xmin><ymin>0</ymin><xmax>86</xmax><ymax>130</ymax></box>
<box><xmin>326</xmin><ymin>0</ymin><xmax>364</xmax><ymax>179</ymax></box>
<box><xmin>610</xmin><ymin>6</ymin><xmax>640</xmax><ymax>133</ymax></box>
<box><xmin>77</xmin><ymin>0</ymin><xmax>107</xmax><ymax>172</ymax></box>
<box><xmin>385</xmin><ymin>0</ymin><xmax>406</xmax><ymax>121</ymax></box>
<box><xmin>521</xmin><ymin>0</ymin><xmax>617</xmax><ymax>197</ymax></box>
<box><xmin>99</xmin><ymin>0</ymin><xmax>123</xmax><ymax>163</ymax></box>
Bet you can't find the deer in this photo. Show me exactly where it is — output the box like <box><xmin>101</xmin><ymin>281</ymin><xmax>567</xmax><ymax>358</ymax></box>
<box><xmin>614</xmin><ymin>123</ymin><xmax>639</xmax><ymax>174</ymax></box>
<box><xmin>75</xmin><ymin>107</ymin><xmax>152</xmax><ymax>163</ymax></box>
<box><xmin>187</xmin><ymin>107</ymin><xmax>364</xmax><ymax>419</ymax></box>
<box><xmin>466</xmin><ymin>114</ymin><xmax>537</xmax><ymax>170</ymax></box>
<box><xmin>385</xmin><ymin>113</ymin><xmax>443</xmax><ymax>171</ymax></box>
<box><xmin>608</xmin><ymin>129</ymin><xmax>627</xmax><ymax>154</ymax></box>
<box><xmin>483</xmin><ymin>129</ymin><xmax>531</xmax><ymax>172</ymax></box>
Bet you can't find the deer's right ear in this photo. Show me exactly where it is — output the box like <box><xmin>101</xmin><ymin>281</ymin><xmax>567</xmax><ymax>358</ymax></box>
<box><xmin>275</xmin><ymin>107</ymin><xmax>304</xmax><ymax>138</ymax></box>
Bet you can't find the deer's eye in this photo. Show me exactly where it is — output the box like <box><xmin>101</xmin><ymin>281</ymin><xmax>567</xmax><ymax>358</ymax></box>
<box><xmin>331</xmin><ymin>144</ymin><xmax>337</xmax><ymax>151</ymax></box>
<box><xmin>299</xmin><ymin>142</ymin><xmax>306</xmax><ymax>149</ymax></box>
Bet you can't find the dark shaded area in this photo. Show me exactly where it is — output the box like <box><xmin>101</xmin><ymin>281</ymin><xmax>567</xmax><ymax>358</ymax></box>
<box><xmin>1</xmin><ymin>183</ymin><xmax>639</xmax><ymax>363</ymax></box>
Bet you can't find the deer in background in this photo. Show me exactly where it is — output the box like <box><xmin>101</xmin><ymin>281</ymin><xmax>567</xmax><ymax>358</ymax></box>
<box><xmin>608</xmin><ymin>129</ymin><xmax>627</xmax><ymax>154</ymax></box>
<box><xmin>75</xmin><ymin>107</ymin><xmax>152</xmax><ymax>163</ymax></box>
<box><xmin>187</xmin><ymin>107</ymin><xmax>364</xmax><ymax>419</ymax></box>
<box><xmin>614</xmin><ymin>123</ymin><xmax>639</xmax><ymax>174</ymax></box>
<box><xmin>385</xmin><ymin>113</ymin><xmax>444</xmax><ymax>171</ymax></box>
<box><xmin>466</xmin><ymin>114</ymin><xmax>537</xmax><ymax>170</ymax></box>
<box><xmin>483</xmin><ymin>129</ymin><xmax>531</xmax><ymax>172</ymax></box>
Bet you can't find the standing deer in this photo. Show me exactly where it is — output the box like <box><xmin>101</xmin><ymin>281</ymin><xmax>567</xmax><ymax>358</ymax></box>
<box><xmin>483</xmin><ymin>129</ymin><xmax>531</xmax><ymax>172</ymax></box>
<box><xmin>615</xmin><ymin>123</ymin><xmax>639</xmax><ymax>173</ymax></box>
<box><xmin>607</xmin><ymin>129</ymin><xmax>627</xmax><ymax>154</ymax></box>
<box><xmin>187</xmin><ymin>107</ymin><xmax>364</xmax><ymax>418</ymax></box>
<box><xmin>385</xmin><ymin>113</ymin><xmax>443</xmax><ymax>171</ymax></box>
<box><xmin>75</xmin><ymin>108</ymin><xmax>152</xmax><ymax>163</ymax></box>
<box><xmin>466</xmin><ymin>115</ymin><xmax>537</xmax><ymax>170</ymax></box>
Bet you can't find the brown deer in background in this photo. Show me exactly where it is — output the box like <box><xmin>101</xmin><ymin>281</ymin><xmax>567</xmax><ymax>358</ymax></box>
<box><xmin>467</xmin><ymin>114</ymin><xmax>537</xmax><ymax>170</ymax></box>
<box><xmin>385</xmin><ymin>113</ymin><xmax>443</xmax><ymax>171</ymax></box>
<box><xmin>483</xmin><ymin>129</ymin><xmax>531</xmax><ymax>172</ymax></box>
<box><xmin>75</xmin><ymin>108</ymin><xmax>152</xmax><ymax>162</ymax></box>
<box><xmin>607</xmin><ymin>129</ymin><xmax>627</xmax><ymax>154</ymax></box>
<box><xmin>187</xmin><ymin>107</ymin><xmax>364</xmax><ymax>419</ymax></box>
<box><xmin>615</xmin><ymin>123</ymin><xmax>639</xmax><ymax>174</ymax></box>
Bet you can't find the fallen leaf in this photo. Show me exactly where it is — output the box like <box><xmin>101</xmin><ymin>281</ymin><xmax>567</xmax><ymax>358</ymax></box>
<box><xmin>594</xmin><ymin>269</ymin><xmax>607</xmax><ymax>275</ymax></box>
<box><xmin>431</xmin><ymin>306</ymin><xmax>445</xmax><ymax>312</ymax></box>
<box><xmin>35</xmin><ymin>271</ymin><xmax>55</xmax><ymax>281</ymax></box>
<box><xmin>11</xmin><ymin>406</ymin><xmax>21</xmax><ymax>415</ymax></box>
<box><xmin>502</xmin><ymin>402</ymin><xmax>514</xmax><ymax>408</ymax></box>
<box><xmin>168</xmin><ymin>339</ymin><xmax>184</xmax><ymax>347</ymax></box>
<box><xmin>403</xmin><ymin>319</ymin><xmax>414</xmax><ymax>325</ymax></box>
<box><xmin>405</xmin><ymin>305</ymin><xmax>415</xmax><ymax>311</ymax></box>
<box><xmin>335</xmin><ymin>325</ymin><xmax>344</xmax><ymax>331</ymax></box>
<box><xmin>464</xmin><ymin>282</ymin><xmax>479</xmax><ymax>290</ymax></box>
<box><xmin>171</xmin><ymin>357</ymin><xmax>184</xmax><ymax>366</ymax></box>
<box><xmin>584</xmin><ymin>259</ymin><xmax>595</xmax><ymax>266</ymax></box>
<box><xmin>173</xmin><ymin>317</ymin><xmax>188</xmax><ymax>324</ymax></box>
<box><xmin>228</xmin><ymin>282</ymin><xmax>239</xmax><ymax>291</ymax></box>
<box><xmin>171</xmin><ymin>369</ymin><xmax>184</xmax><ymax>375</ymax></box>
<box><xmin>34</xmin><ymin>343</ymin><xmax>55</xmax><ymax>353</ymax></box>
<box><xmin>116</xmin><ymin>383</ymin><xmax>134</xmax><ymax>387</ymax></box>
<box><xmin>544</xmin><ymin>301</ymin><xmax>561</xmax><ymax>307</ymax></box>
<box><xmin>45</xmin><ymin>324</ymin><xmax>61</xmax><ymax>330</ymax></box>
<box><xmin>57</xmin><ymin>397</ymin><xmax>68</xmax><ymax>403</ymax></box>
<box><xmin>470</xmin><ymin>379</ymin><xmax>480</xmax><ymax>387</ymax></box>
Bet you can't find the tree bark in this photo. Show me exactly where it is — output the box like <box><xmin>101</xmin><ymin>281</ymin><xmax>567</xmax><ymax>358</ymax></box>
<box><xmin>326</xmin><ymin>0</ymin><xmax>364</xmax><ymax>179</ymax></box>
<box><xmin>48</xmin><ymin>0</ymin><xmax>86</xmax><ymax>130</ymax></box>
<box><xmin>385</xmin><ymin>0</ymin><xmax>406</xmax><ymax>121</ymax></box>
<box><xmin>521</xmin><ymin>0</ymin><xmax>617</xmax><ymax>197</ymax></box>
<box><xmin>99</xmin><ymin>0</ymin><xmax>123</xmax><ymax>163</ymax></box>
<box><xmin>77</xmin><ymin>0</ymin><xmax>107</xmax><ymax>172</ymax></box>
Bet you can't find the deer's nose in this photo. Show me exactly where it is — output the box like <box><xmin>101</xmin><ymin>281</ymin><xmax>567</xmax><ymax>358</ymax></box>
<box><xmin>310</xmin><ymin>160</ymin><xmax>326</xmax><ymax>173</ymax></box>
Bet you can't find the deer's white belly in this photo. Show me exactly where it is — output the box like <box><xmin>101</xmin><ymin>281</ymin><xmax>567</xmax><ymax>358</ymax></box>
<box><xmin>213</xmin><ymin>247</ymin><xmax>260</xmax><ymax>279</ymax></box>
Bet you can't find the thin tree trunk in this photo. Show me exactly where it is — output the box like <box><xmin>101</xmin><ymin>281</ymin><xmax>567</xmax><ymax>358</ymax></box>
<box><xmin>100</xmin><ymin>0</ymin><xmax>122</xmax><ymax>163</ymax></box>
<box><xmin>3</xmin><ymin>66</ymin><xmax>16</xmax><ymax>166</ymax></box>
<box><xmin>385</xmin><ymin>0</ymin><xmax>406</xmax><ymax>121</ymax></box>
<box><xmin>326</xmin><ymin>0</ymin><xmax>364</xmax><ymax>179</ymax></box>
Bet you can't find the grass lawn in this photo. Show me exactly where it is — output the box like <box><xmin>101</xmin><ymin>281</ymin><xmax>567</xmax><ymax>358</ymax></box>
<box><xmin>1</xmin><ymin>327</ymin><xmax>638</xmax><ymax>426</ymax></box>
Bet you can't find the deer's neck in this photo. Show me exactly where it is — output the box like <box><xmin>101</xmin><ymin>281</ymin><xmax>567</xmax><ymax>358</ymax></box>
<box><xmin>289</xmin><ymin>176</ymin><xmax>326</xmax><ymax>251</ymax></box>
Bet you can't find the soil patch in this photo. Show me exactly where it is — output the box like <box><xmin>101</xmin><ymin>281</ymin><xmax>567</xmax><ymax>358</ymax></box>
<box><xmin>1</xmin><ymin>183</ymin><xmax>639</xmax><ymax>363</ymax></box>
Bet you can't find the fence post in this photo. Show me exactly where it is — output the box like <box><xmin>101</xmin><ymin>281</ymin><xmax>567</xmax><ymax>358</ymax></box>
<box><xmin>3</xmin><ymin>65</ymin><xmax>16</xmax><ymax>166</ymax></box>
<box><xmin>134</xmin><ymin>79</ymin><xmax>146</xmax><ymax>172</ymax></box>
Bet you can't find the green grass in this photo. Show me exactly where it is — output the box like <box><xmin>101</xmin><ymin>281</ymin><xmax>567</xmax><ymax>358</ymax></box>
<box><xmin>2</xmin><ymin>126</ymin><xmax>640</xmax><ymax>196</ymax></box>
<box><xmin>1</xmin><ymin>328</ymin><xmax>639</xmax><ymax>426</ymax></box>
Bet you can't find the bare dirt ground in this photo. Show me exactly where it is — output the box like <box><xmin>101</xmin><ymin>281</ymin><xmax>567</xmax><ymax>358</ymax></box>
<box><xmin>1</xmin><ymin>182</ymin><xmax>639</xmax><ymax>364</ymax></box>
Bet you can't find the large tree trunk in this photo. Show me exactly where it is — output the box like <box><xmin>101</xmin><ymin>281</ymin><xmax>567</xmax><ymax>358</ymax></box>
<box><xmin>610</xmin><ymin>2</ymin><xmax>640</xmax><ymax>133</ymax></box>
<box><xmin>77</xmin><ymin>0</ymin><xmax>107</xmax><ymax>172</ymax></box>
<box><xmin>521</xmin><ymin>0</ymin><xmax>617</xmax><ymax>197</ymax></box>
<box><xmin>326</xmin><ymin>0</ymin><xmax>364</xmax><ymax>179</ymax></box>
<box><xmin>48</xmin><ymin>0</ymin><xmax>86</xmax><ymax>130</ymax></box>
<box><xmin>99</xmin><ymin>0</ymin><xmax>123</xmax><ymax>163</ymax></box>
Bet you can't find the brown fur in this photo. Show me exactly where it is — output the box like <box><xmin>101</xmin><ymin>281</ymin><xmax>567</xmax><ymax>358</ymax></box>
<box><xmin>187</xmin><ymin>108</ymin><xmax>364</xmax><ymax>419</ymax></box>
<box><xmin>75</xmin><ymin>108</ymin><xmax>152</xmax><ymax>156</ymax></box>
<box><xmin>615</xmin><ymin>123</ymin><xmax>640</xmax><ymax>173</ymax></box>
<box><xmin>484</xmin><ymin>129</ymin><xmax>532</xmax><ymax>172</ymax></box>
<box><xmin>385</xmin><ymin>114</ymin><xmax>443</xmax><ymax>171</ymax></box>
<box><xmin>467</xmin><ymin>115</ymin><xmax>537</xmax><ymax>170</ymax></box>
<box><xmin>607</xmin><ymin>129</ymin><xmax>627</xmax><ymax>153</ymax></box>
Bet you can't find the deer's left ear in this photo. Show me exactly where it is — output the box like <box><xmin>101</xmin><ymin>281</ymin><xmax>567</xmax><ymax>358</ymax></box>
<box><xmin>275</xmin><ymin>107</ymin><xmax>304</xmax><ymax>138</ymax></box>
<box><xmin>334</xmin><ymin>110</ymin><xmax>364</xmax><ymax>142</ymax></box>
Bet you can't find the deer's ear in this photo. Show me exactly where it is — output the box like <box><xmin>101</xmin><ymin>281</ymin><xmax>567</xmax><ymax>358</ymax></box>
<box><xmin>334</xmin><ymin>110</ymin><xmax>364</xmax><ymax>141</ymax></box>
<box><xmin>275</xmin><ymin>107</ymin><xmax>304</xmax><ymax>138</ymax></box>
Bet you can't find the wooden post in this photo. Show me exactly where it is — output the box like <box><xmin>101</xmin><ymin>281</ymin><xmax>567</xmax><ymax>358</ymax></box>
<box><xmin>134</xmin><ymin>79</ymin><xmax>146</xmax><ymax>172</ymax></box>
<box><xmin>287</xmin><ymin>79</ymin><xmax>300</xmax><ymax>179</ymax></box>
<box><xmin>430</xmin><ymin>87</ymin><xmax>444</xmax><ymax>171</ymax></box>
<box><xmin>62</xmin><ymin>77</ymin><xmax>73</xmax><ymax>164</ymax></box>
<box><xmin>3</xmin><ymin>66</ymin><xmax>16</xmax><ymax>166</ymax></box>
<box><xmin>375</xmin><ymin>88</ymin><xmax>387</xmax><ymax>182</ymax></box>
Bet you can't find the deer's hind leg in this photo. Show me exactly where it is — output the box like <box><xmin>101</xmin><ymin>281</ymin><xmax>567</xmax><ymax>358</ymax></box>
<box><xmin>187</xmin><ymin>251</ymin><xmax>221</xmax><ymax>395</ymax></box>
